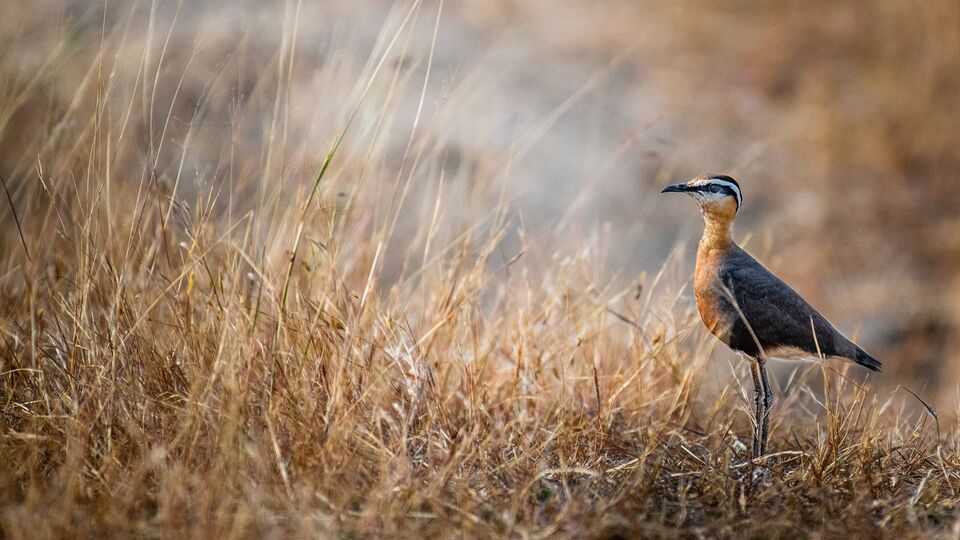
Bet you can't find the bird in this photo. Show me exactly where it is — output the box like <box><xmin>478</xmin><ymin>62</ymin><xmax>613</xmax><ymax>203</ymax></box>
<box><xmin>661</xmin><ymin>174</ymin><xmax>881</xmax><ymax>458</ymax></box>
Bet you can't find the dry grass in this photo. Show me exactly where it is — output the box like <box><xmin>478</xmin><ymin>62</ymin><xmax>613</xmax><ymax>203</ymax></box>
<box><xmin>1</xmin><ymin>2</ymin><xmax>959</xmax><ymax>538</ymax></box>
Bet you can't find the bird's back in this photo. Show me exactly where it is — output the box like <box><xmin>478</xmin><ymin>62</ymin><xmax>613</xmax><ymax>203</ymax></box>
<box><xmin>696</xmin><ymin>243</ymin><xmax>880</xmax><ymax>371</ymax></box>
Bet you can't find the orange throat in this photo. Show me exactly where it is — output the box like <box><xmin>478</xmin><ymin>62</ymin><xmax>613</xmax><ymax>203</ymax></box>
<box><xmin>699</xmin><ymin>210</ymin><xmax>734</xmax><ymax>251</ymax></box>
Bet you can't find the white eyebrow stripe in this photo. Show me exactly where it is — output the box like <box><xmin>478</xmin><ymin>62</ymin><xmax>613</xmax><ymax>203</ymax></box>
<box><xmin>706</xmin><ymin>178</ymin><xmax>742</xmax><ymax>208</ymax></box>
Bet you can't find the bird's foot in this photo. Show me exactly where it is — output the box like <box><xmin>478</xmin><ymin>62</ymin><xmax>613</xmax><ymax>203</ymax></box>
<box><xmin>751</xmin><ymin>465</ymin><xmax>768</xmax><ymax>484</ymax></box>
<box><xmin>730</xmin><ymin>460</ymin><xmax>769</xmax><ymax>488</ymax></box>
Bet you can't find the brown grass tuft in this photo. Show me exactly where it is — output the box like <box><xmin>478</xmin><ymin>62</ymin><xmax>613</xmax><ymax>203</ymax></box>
<box><xmin>0</xmin><ymin>2</ymin><xmax>958</xmax><ymax>538</ymax></box>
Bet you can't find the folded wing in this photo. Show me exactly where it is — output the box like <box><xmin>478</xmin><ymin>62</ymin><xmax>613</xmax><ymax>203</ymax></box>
<box><xmin>718</xmin><ymin>247</ymin><xmax>879</xmax><ymax>371</ymax></box>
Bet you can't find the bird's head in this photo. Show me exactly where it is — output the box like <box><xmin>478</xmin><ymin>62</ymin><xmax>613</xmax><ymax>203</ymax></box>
<box><xmin>661</xmin><ymin>174</ymin><xmax>742</xmax><ymax>220</ymax></box>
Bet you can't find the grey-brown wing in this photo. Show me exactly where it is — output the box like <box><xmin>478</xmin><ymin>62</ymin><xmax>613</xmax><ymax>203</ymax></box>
<box><xmin>717</xmin><ymin>248</ymin><xmax>857</xmax><ymax>361</ymax></box>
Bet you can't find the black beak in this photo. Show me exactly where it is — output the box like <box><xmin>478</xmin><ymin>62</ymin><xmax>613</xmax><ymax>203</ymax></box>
<box><xmin>660</xmin><ymin>183</ymin><xmax>690</xmax><ymax>194</ymax></box>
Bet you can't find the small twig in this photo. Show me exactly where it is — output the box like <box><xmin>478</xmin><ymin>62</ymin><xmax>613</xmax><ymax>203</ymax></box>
<box><xmin>897</xmin><ymin>385</ymin><xmax>941</xmax><ymax>445</ymax></box>
<box><xmin>592</xmin><ymin>361</ymin><xmax>605</xmax><ymax>440</ymax></box>
<box><xmin>730</xmin><ymin>450</ymin><xmax>806</xmax><ymax>469</ymax></box>
<box><xmin>0</xmin><ymin>175</ymin><xmax>30</xmax><ymax>261</ymax></box>
<box><xmin>605</xmin><ymin>307</ymin><xmax>642</xmax><ymax>330</ymax></box>
<box><xmin>669</xmin><ymin>421</ymin><xmax>707</xmax><ymax>437</ymax></box>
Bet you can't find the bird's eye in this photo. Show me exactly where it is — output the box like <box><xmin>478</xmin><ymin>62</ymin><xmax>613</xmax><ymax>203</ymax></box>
<box><xmin>708</xmin><ymin>184</ymin><xmax>723</xmax><ymax>193</ymax></box>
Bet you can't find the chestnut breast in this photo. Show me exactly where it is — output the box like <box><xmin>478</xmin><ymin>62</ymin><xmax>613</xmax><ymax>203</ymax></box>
<box><xmin>694</xmin><ymin>243</ymin><xmax>736</xmax><ymax>345</ymax></box>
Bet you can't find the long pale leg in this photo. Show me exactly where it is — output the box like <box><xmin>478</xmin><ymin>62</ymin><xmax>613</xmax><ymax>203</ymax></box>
<box><xmin>758</xmin><ymin>360</ymin><xmax>774</xmax><ymax>456</ymax></box>
<box><xmin>749</xmin><ymin>358</ymin><xmax>764</xmax><ymax>458</ymax></box>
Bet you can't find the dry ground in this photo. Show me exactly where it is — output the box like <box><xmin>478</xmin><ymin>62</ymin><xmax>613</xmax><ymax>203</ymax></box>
<box><xmin>1</xmin><ymin>2</ymin><xmax>959</xmax><ymax>538</ymax></box>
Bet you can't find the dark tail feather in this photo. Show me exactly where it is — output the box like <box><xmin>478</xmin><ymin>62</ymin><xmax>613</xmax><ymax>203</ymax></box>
<box><xmin>853</xmin><ymin>347</ymin><xmax>882</xmax><ymax>372</ymax></box>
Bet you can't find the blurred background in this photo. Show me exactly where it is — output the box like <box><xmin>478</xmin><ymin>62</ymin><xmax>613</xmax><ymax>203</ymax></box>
<box><xmin>1</xmin><ymin>0</ymin><xmax>959</xmax><ymax>400</ymax></box>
